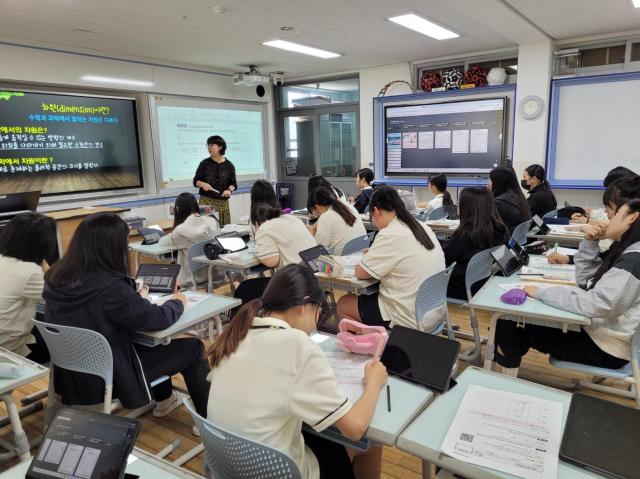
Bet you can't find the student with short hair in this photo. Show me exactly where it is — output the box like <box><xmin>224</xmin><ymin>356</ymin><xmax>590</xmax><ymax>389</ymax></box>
<box><xmin>495</xmin><ymin>198</ymin><xmax>640</xmax><ymax>374</ymax></box>
<box><xmin>207</xmin><ymin>264</ymin><xmax>388</xmax><ymax>479</ymax></box>
<box><xmin>521</xmin><ymin>164</ymin><xmax>557</xmax><ymax>218</ymax></box>
<box><xmin>425</xmin><ymin>173</ymin><xmax>454</xmax><ymax>215</ymax></box>
<box><xmin>337</xmin><ymin>187</ymin><xmax>446</xmax><ymax>331</ymax></box>
<box><xmin>158</xmin><ymin>192</ymin><xmax>219</xmax><ymax>286</ymax></box>
<box><xmin>234</xmin><ymin>203</ymin><xmax>317</xmax><ymax>305</ymax></box>
<box><xmin>308</xmin><ymin>174</ymin><xmax>348</xmax><ymax>205</ymax></box>
<box><xmin>489</xmin><ymin>166</ymin><xmax>531</xmax><ymax>232</ymax></box>
<box><xmin>250</xmin><ymin>179</ymin><xmax>278</xmax><ymax>208</ymax></box>
<box><xmin>0</xmin><ymin>213</ymin><xmax>57</xmax><ymax>362</ymax></box>
<box><xmin>43</xmin><ymin>213</ymin><xmax>210</xmax><ymax>420</ymax></box>
<box><xmin>350</xmin><ymin>168</ymin><xmax>374</xmax><ymax>214</ymax></box>
<box><xmin>308</xmin><ymin>187</ymin><xmax>367</xmax><ymax>255</ymax></box>
<box><xmin>444</xmin><ymin>187</ymin><xmax>509</xmax><ymax>300</ymax></box>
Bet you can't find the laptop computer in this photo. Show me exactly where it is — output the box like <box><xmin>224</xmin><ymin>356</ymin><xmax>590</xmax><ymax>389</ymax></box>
<box><xmin>560</xmin><ymin>392</ymin><xmax>640</xmax><ymax>478</ymax></box>
<box><xmin>0</xmin><ymin>191</ymin><xmax>41</xmax><ymax>218</ymax></box>
<box><xmin>299</xmin><ymin>245</ymin><xmax>329</xmax><ymax>272</ymax></box>
<box><xmin>380</xmin><ymin>325</ymin><xmax>460</xmax><ymax>392</ymax></box>
<box><xmin>27</xmin><ymin>408</ymin><xmax>140</xmax><ymax>479</ymax></box>
<box><xmin>136</xmin><ymin>264</ymin><xmax>181</xmax><ymax>293</ymax></box>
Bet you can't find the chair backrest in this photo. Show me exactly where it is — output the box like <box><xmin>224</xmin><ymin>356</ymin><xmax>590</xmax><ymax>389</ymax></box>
<box><xmin>428</xmin><ymin>206</ymin><xmax>448</xmax><ymax>221</ymax></box>
<box><xmin>183</xmin><ymin>399</ymin><xmax>302</xmax><ymax>479</ymax></box>
<box><xmin>341</xmin><ymin>231</ymin><xmax>375</xmax><ymax>256</ymax></box>
<box><xmin>188</xmin><ymin>238</ymin><xmax>215</xmax><ymax>280</ymax></box>
<box><xmin>465</xmin><ymin>246</ymin><xmax>500</xmax><ymax>301</ymax></box>
<box><xmin>510</xmin><ymin>219</ymin><xmax>533</xmax><ymax>246</ymax></box>
<box><xmin>414</xmin><ymin>213</ymin><xmax>428</xmax><ymax>222</ymax></box>
<box><xmin>415</xmin><ymin>263</ymin><xmax>455</xmax><ymax>333</ymax></box>
<box><xmin>33</xmin><ymin>319</ymin><xmax>113</xmax><ymax>386</ymax></box>
<box><xmin>631</xmin><ymin>327</ymin><xmax>640</xmax><ymax>406</ymax></box>
<box><xmin>542</xmin><ymin>209</ymin><xmax>558</xmax><ymax>219</ymax></box>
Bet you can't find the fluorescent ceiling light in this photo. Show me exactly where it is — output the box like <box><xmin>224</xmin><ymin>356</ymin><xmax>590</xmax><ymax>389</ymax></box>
<box><xmin>262</xmin><ymin>40</ymin><xmax>340</xmax><ymax>59</ymax></box>
<box><xmin>388</xmin><ymin>13</ymin><xmax>459</xmax><ymax>40</ymax></box>
<box><xmin>633</xmin><ymin>0</ymin><xmax>640</xmax><ymax>8</ymax></box>
<box><xmin>80</xmin><ymin>75</ymin><xmax>154</xmax><ymax>87</ymax></box>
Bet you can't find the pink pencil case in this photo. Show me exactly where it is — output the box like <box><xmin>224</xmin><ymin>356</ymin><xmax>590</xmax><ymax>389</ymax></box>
<box><xmin>336</xmin><ymin>319</ymin><xmax>388</xmax><ymax>356</ymax></box>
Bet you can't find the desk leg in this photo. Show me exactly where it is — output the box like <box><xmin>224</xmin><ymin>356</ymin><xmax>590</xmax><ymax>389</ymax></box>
<box><xmin>482</xmin><ymin>312</ymin><xmax>501</xmax><ymax>370</ymax></box>
<box><xmin>207</xmin><ymin>265</ymin><xmax>214</xmax><ymax>294</ymax></box>
<box><xmin>1</xmin><ymin>393</ymin><xmax>31</xmax><ymax>461</ymax></box>
<box><xmin>133</xmin><ymin>251</ymin><xmax>140</xmax><ymax>273</ymax></box>
<box><xmin>422</xmin><ymin>459</ymin><xmax>435</xmax><ymax>479</ymax></box>
<box><xmin>227</xmin><ymin>271</ymin><xmax>236</xmax><ymax>295</ymax></box>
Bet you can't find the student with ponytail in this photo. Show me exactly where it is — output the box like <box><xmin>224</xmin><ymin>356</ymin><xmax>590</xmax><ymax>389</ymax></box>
<box><xmin>207</xmin><ymin>265</ymin><xmax>388</xmax><ymax>479</ymax></box>
<box><xmin>494</xmin><ymin>198</ymin><xmax>640</xmax><ymax>374</ymax></box>
<box><xmin>521</xmin><ymin>164</ymin><xmax>557</xmax><ymax>218</ymax></box>
<box><xmin>425</xmin><ymin>173</ymin><xmax>454</xmax><ymax>214</ymax></box>
<box><xmin>308</xmin><ymin>187</ymin><xmax>366</xmax><ymax>255</ymax></box>
<box><xmin>336</xmin><ymin>187</ymin><xmax>446</xmax><ymax>331</ymax></box>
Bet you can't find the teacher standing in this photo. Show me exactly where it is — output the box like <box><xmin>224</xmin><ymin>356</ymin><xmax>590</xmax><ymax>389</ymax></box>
<box><xmin>193</xmin><ymin>135</ymin><xmax>237</xmax><ymax>226</ymax></box>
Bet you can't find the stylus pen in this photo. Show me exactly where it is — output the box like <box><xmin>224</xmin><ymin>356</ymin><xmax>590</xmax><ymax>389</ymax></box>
<box><xmin>386</xmin><ymin>385</ymin><xmax>391</xmax><ymax>412</ymax></box>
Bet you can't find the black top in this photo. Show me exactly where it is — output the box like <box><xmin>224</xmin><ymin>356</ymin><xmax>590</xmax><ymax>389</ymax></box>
<box><xmin>443</xmin><ymin>228</ymin><xmax>508</xmax><ymax>300</ymax></box>
<box><xmin>353</xmin><ymin>188</ymin><xmax>374</xmax><ymax>214</ymax></box>
<box><xmin>193</xmin><ymin>157</ymin><xmax>238</xmax><ymax>200</ymax></box>
<box><xmin>527</xmin><ymin>184</ymin><xmax>557</xmax><ymax>218</ymax></box>
<box><xmin>43</xmin><ymin>274</ymin><xmax>183</xmax><ymax>409</ymax></box>
<box><xmin>494</xmin><ymin>189</ymin><xmax>531</xmax><ymax>233</ymax></box>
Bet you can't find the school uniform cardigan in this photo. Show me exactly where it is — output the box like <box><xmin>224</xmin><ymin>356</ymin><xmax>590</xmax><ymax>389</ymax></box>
<box><xmin>526</xmin><ymin>184</ymin><xmax>557</xmax><ymax>218</ymax></box>
<box><xmin>494</xmin><ymin>189</ymin><xmax>531</xmax><ymax>233</ymax></box>
<box><xmin>43</xmin><ymin>273</ymin><xmax>183</xmax><ymax>409</ymax></box>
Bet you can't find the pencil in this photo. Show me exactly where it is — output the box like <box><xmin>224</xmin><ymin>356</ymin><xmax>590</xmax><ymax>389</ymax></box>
<box><xmin>386</xmin><ymin>384</ymin><xmax>391</xmax><ymax>412</ymax></box>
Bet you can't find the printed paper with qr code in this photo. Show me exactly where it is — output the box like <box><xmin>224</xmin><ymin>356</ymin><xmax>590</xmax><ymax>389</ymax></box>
<box><xmin>441</xmin><ymin>385</ymin><xmax>563</xmax><ymax>479</ymax></box>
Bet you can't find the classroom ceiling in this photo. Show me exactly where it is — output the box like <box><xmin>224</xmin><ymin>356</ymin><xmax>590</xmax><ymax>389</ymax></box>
<box><xmin>0</xmin><ymin>0</ymin><xmax>639</xmax><ymax>78</ymax></box>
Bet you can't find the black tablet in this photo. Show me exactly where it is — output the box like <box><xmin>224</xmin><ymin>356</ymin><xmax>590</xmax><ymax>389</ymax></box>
<box><xmin>380</xmin><ymin>326</ymin><xmax>459</xmax><ymax>392</ymax></box>
<box><xmin>299</xmin><ymin>245</ymin><xmax>329</xmax><ymax>272</ymax></box>
<box><xmin>531</xmin><ymin>214</ymin><xmax>550</xmax><ymax>234</ymax></box>
<box><xmin>491</xmin><ymin>244</ymin><xmax>523</xmax><ymax>277</ymax></box>
<box><xmin>216</xmin><ymin>234</ymin><xmax>247</xmax><ymax>253</ymax></box>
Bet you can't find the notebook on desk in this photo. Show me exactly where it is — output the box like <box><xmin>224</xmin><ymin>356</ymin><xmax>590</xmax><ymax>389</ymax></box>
<box><xmin>560</xmin><ymin>392</ymin><xmax>640</xmax><ymax>479</ymax></box>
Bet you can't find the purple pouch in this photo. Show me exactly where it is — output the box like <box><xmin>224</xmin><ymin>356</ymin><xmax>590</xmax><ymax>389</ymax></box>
<box><xmin>500</xmin><ymin>288</ymin><xmax>527</xmax><ymax>305</ymax></box>
<box><xmin>282</xmin><ymin>208</ymin><xmax>292</xmax><ymax>214</ymax></box>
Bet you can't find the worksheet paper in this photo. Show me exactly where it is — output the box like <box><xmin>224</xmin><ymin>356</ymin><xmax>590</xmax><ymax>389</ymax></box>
<box><xmin>528</xmin><ymin>256</ymin><xmax>575</xmax><ymax>271</ymax></box>
<box><xmin>441</xmin><ymin>385</ymin><xmax>563</xmax><ymax>479</ymax></box>
<box><xmin>418</xmin><ymin>131</ymin><xmax>434</xmax><ymax>149</ymax></box>
<box><xmin>324</xmin><ymin>351</ymin><xmax>368</xmax><ymax>403</ymax></box>
<box><xmin>435</xmin><ymin>130</ymin><xmax>452</xmax><ymax>149</ymax></box>
<box><xmin>451</xmin><ymin>129</ymin><xmax>470</xmax><ymax>154</ymax></box>
<box><xmin>543</xmin><ymin>247</ymin><xmax>578</xmax><ymax>256</ymax></box>
<box><xmin>470</xmin><ymin>128</ymin><xmax>489</xmax><ymax>153</ymax></box>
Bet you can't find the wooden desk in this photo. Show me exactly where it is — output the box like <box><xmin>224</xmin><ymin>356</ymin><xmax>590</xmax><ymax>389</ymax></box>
<box><xmin>46</xmin><ymin>206</ymin><xmax>129</xmax><ymax>255</ymax></box>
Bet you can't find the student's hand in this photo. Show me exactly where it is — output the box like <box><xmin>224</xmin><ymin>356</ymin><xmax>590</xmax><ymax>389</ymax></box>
<box><xmin>138</xmin><ymin>285</ymin><xmax>149</xmax><ymax>299</ymax></box>
<box><xmin>547</xmin><ymin>253</ymin><xmax>570</xmax><ymax>264</ymax></box>
<box><xmin>364</xmin><ymin>358</ymin><xmax>388</xmax><ymax>391</ymax></box>
<box><xmin>571</xmin><ymin>213</ymin><xmax>588</xmax><ymax>224</ymax></box>
<box><xmin>585</xmin><ymin>208</ymin><xmax>593</xmax><ymax>216</ymax></box>
<box><xmin>523</xmin><ymin>285</ymin><xmax>541</xmax><ymax>298</ymax></box>
<box><xmin>348</xmin><ymin>196</ymin><xmax>355</xmax><ymax>204</ymax></box>
<box><xmin>201</xmin><ymin>182</ymin><xmax>214</xmax><ymax>192</ymax></box>
<box><xmin>584</xmin><ymin>223</ymin><xmax>607</xmax><ymax>241</ymax></box>
<box><xmin>41</xmin><ymin>260</ymin><xmax>50</xmax><ymax>273</ymax></box>
<box><xmin>222</xmin><ymin>189</ymin><xmax>231</xmax><ymax>198</ymax></box>
<box><xmin>172</xmin><ymin>292</ymin><xmax>187</xmax><ymax>306</ymax></box>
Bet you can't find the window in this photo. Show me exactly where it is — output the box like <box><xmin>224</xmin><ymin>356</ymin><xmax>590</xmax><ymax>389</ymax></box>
<box><xmin>278</xmin><ymin>77</ymin><xmax>359</xmax><ymax>178</ymax></box>
<box><xmin>631</xmin><ymin>42</ymin><xmax>640</xmax><ymax>62</ymax></box>
<box><xmin>580</xmin><ymin>45</ymin><xmax>625</xmax><ymax>67</ymax></box>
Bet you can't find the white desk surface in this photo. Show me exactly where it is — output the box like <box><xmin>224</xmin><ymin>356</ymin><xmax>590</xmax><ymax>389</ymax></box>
<box><xmin>132</xmin><ymin>294</ymin><xmax>240</xmax><ymax>347</ymax></box>
<box><xmin>0</xmin><ymin>348</ymin><xmax>48</xmax><ymax>395</ymax></box>
<box><xmin>192</xmin><ymin>252</ymin><xmax>261</xmax><ymax>270</ymax></box>
<box><xmin>0</xmin><ymin>447</ymin><xmax>203</xmax><ymax>478</ymax></box>
<box><xmin>318</xmin><ymin>335</ymin><xmax>434</xmax><ymax>445</ymax></box>
<box><xmin>129</xmin><ymin>241</ymin><xmax>174</xmax><ymax>257</ymax></box>
<box><xmin>397</xmin><ymin>367</ymin><xmax>602</xmax><ymax>479</ymax></box>
<box><xmin>314</xmin><ymin>273</ymin><xmax>379</xmax><ymax>296</ymax></box>
<box><xmin>469</xmin><ymin>275</ymin><xmax>590</xmax><ymax>326</ymax></box>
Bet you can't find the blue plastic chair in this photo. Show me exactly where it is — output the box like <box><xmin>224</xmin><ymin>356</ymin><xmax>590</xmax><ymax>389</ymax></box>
<box><xmin>341</xmin><ymin>231</ymin><xmax>375</xmax><ymax>256</ymax></box>
<box><xmin>427</xmin><ymin>206</ymin><xmax>448</xmax><ymax>221</ymax></box>
<box><xmin>187</xmin><ymin>239</ymin><xmax>217</xmax><ymax>289</ymax></box>
<box><xmin>510</xmin><ymin>219</ymin><xmax>533</xmax><ymax>246</ymax></box>
<box><xmin>549</xmin><ymin>327</ymin><xmax>640</xmax><ymax>408</ymax></box>
<box><xmin>542</xmin><ymin>209</ymin><xmax>559</xmax><ymax>219</ymax></box>
<box><xmin>183</xmin><ymin>398</ymin><xmax>303</xmax><ymax>479</ymax></box>
<box><xmin>415</xmin><ymin>264</ymin><xmax>456</xmax><ymax>337</ymax></box>
<box><xmin>414</xmin><ymin>213</ymin><xmax>428</xmax><ymax>222</ymax></box>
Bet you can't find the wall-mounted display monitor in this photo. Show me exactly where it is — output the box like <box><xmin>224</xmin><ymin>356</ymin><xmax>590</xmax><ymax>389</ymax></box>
<box><xmin>384</xmin><ymin>97</ymin><xmax>506</xmax><ymax>175</ymax></box>
<box><xmin>0</xmin><ymin>90</ymin><xmax>143</xmax><ymax>196</ymax></box>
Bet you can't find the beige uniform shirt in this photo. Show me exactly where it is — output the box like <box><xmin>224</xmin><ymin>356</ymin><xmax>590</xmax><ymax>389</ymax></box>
<box><xmin>359</xmin><ymin>218</ymin><xmax>446</xmax><ymax>330</ymax></box>
<box><xmin>255</xmin><ymin>215</ymin><xmax>317</xmax><ymax>269</ymax></box>
<box><xmin>314</xmin><ymin>207</ymin><xmax>367</xmax><ymax>255</ymax></box>
<box><xmin>207</xmin><ymin>316</ymin><xmax>352</xmax><ymax>479</ymax></box>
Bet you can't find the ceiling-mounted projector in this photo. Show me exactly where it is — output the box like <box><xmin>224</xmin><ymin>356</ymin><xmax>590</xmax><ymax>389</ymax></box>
<box><xmin>233</xmin><ymin>65</ymin><xmax>270</xmax><ymax>86</ymax></box>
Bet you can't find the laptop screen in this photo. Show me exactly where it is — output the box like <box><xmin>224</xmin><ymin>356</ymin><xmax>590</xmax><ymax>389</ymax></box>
<box><xmin>380</xmin><ymin>326</ymin><xmax>459</xmax><ymax>392</ymax></box>
<box><xmin>217</xmin><ymin>235</ymin><xmax>247</xmax><ymax>253</ymax></box>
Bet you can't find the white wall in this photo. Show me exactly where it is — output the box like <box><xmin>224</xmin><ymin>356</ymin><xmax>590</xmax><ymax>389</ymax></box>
<box><xmin>0</xmin><ymin>42</ymin><xmax>277</xmax><ymax>222</ymax></box>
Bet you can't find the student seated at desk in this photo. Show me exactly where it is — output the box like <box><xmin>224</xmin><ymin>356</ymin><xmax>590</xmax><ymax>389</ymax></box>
<box><xmin>522</xmin><ymin>164</ymin><xmax>557</xmax><ymax>218</ymax></box>
<box><xmin>250</xmin><ymin>179</ymin><xmax>278</xmax><ymax>208</ymax></box>
<box><xmin>349</xmin><ymin>168</ymin><xmax>374</xmax><ymax>214</ymax></box>
<box><xmin>489</xmin><ymin>166</ymin><xmax>531</xmax><ymax>233</ymax></box>
<box><xmin>495</xmin><ymin>199</ymin><xmax>640</xmax><ymax>374</ymax></box>
<box><xmin>158</xmin><ymin>193</ymin><xmax>219</xmax><ymax>286</ymax></box>
<box><xmin>308</xmin><ymin>174</ymin><xmax>349</xmax><ymax>206</ymax></box>
<box><xmin>234</xmin><ymin>204</ymin><xmax>317</xmax><ymax>305</ymax></box>
<box><xmin>424</xmin><ymin>173</ymin><xmax>454</xmax><ymax>215</ymax></box>
<box><xmin>43</xmin><ymin>213</ymin><xmax>210</xmax><ymax>421</ymax></box>
<box><xmin>0</xmin><ymin>213</ymin><xmax>57</xmax><ymax>363</ymax></box>
<box><xmin>336</xmin><ymin>187</ymin><xmax>446</xmax><ymax>331</ymax></box>
<box><xmin>444</xmin><ymin>187</ymin><xmax>509</xmax><ymax>300</ymax></box>
<box><xmin>208</xmin><ymin>264</ymin><xmax>388</xmax><ymax>479</ymax></box>
<box><xmin>308</xmin><ymin>187</ymin><xmax>366</xmax><ymax>255</ymax></box>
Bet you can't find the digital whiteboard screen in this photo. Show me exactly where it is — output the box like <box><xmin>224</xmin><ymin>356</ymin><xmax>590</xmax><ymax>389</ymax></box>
<box><xmin>0</xmin><ymin>90</ymin><xmax>142</xmax><ymax>196</ymax></box>
<box><xmin>384</xmin><ymin>97</ymin><xmax>506</xmax><ymax>175</ymax></box>
<box><xmin>156</xmin><ymin>102</ymin><xmax>265</xmax><ymax>188</ymax></box>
